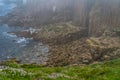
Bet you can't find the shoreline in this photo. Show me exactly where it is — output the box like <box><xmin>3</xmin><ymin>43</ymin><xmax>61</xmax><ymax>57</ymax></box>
<box><xmin>0</xmin><ymin>3</ymin><xmax>120</xmax><ymax>66</ymax></box>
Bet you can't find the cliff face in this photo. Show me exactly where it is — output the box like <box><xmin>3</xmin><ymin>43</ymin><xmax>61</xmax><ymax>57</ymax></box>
<box><xmin>88</xmin><ymin>0</ymin><xmax>120</xmax><ymax>36</ymax></box>
<box><xmin>22</xmin><ymin>0</ymin><xmax>74</xmax><ymax>25</ymax></box>
<box><xmin>73</xmin><ymin>0</ymin><xmax>95</xmax><ymax>27</ymax></box>
<box><xmin>3</xmin><ymin>0</ymin><xmax>120</xmax><ymax>36</ymax></box>
<box><xmin>74</xmin><ymin>0</ymin><xmax>120</xmax><ymax>36</ymax></box>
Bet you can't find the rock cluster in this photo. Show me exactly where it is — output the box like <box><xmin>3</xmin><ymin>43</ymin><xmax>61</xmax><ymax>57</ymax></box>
<box><xmin>47</xmin><ymin>37</ymin><xmax>120</xmax><ymax>66</ymax></box>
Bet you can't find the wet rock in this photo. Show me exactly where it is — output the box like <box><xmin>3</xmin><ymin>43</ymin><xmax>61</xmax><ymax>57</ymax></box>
<box><xmin>16</xmin><ymin>42</ymin><xmax>49</xmax><ymax>64</ymax></box>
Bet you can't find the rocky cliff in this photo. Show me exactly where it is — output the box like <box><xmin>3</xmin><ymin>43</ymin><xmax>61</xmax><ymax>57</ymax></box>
<box><xmin>3</xmin><ymin>0</ymin><xmax>74</xmax><ymax>26</ymax></box>
<box><xmin>89</xmin><ymin>0</ymin><xmax>120</xmax><ymax>36</ymax></box>
<box><xmin>2</xmin><ymin>0</ymin><xmax>120</xmax><ymax>36</ymax></box>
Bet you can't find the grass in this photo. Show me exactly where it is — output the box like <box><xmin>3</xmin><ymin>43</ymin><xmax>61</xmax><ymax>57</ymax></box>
<box><xmin>0</xmin><ymin>59</ymin><xmax>120</xmax><ymax>80</ymax></box>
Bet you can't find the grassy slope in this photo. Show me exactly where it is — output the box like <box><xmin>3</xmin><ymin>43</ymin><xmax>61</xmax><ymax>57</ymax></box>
<box><xmin>0</xmin><ymin>59</ymin><xmax>120</xmax><ymax>80</ymax></box>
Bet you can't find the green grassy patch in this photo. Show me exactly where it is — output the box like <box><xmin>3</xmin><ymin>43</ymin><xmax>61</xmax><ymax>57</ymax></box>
<box><xmin>0</xmin><ymin>59</ymin><xmax>120</xmax><ymax>80</ymax></box>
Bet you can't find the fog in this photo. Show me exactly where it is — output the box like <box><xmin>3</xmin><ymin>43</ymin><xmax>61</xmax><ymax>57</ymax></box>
<box><xmin>0</xmin><ymin>1</ymin><xmax>120</xmax><ymax>79</ymax></box>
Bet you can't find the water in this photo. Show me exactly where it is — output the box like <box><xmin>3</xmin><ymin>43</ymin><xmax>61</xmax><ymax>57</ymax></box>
<box><xmin>0</xmin><ymin>0</ymin><xmax>49</xmax><ymax>63</ymax></box>
<box><xmin>0</xmin><ymin>24</ymin><xmax>34</xmax><ymax>60</ymax></box>
<box><xmin>0</xmin><ymin>0</ymin><xmax>17</xmax><ymax>16</ymax></box>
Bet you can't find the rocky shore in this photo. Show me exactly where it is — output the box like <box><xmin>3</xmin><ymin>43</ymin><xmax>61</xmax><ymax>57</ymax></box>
<box><xmin>8</xmin><ymin>22</ymin><xmax>120</xmax><ymax>66</ymax></box>
<box><xmin>0</xmin><ymin>0</ymin><xmax>120</xmax><ymax>66</ymax></box>
<box><xmin>16</xmin><ymin>42</ymin><xmax>49</xmax><ymax>64</ymax></box>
